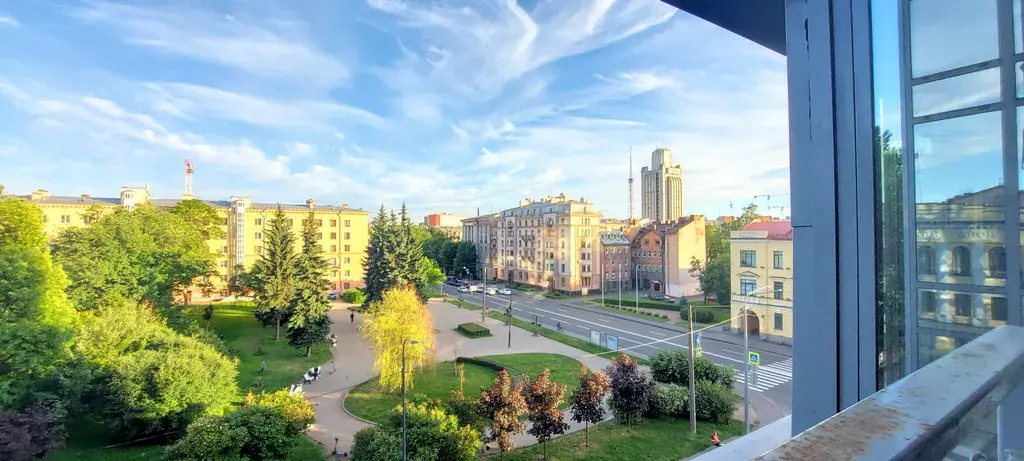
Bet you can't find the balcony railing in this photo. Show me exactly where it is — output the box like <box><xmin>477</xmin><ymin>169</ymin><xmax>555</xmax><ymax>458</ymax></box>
<box><xmin>698</xmin><ymin>325</ymin><xmax>1024</xmax><ymax>461</ymax></box>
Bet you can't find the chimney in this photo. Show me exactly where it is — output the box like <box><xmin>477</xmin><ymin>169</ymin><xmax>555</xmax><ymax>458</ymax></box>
<box><xmin>306</xmin><ymin>198</ymin><xmax>316</xmax><ymax>208</ymax></box>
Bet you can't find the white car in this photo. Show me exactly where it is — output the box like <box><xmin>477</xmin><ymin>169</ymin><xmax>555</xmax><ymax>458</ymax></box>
<box><xmin>497</xmin><ymin>288</ymin><xmax>512</xmax><ymax>295</ymax></box>
<box><xmin>457</xmin><ymin>286</ymin><xmax>470</xmax><ymax>293</ymax></box>
<box><xmin>485</xmin><ymin>287</ymin><xmax>497</xmax><ymax>295</ymax></box>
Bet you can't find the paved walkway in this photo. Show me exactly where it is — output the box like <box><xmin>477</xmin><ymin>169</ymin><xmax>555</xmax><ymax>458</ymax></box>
<box><xmin>302</xmin><ymin>299</ymin><xmax>616</xmax><ymax>456</ymax></box>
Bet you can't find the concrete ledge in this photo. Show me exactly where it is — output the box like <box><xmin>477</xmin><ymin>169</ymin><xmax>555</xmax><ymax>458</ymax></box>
<box><xmin>339</xmin><ymin>388</ymin><xmax>377</xmax><ymax>426</ymax></box>
<box><xmin>687</xmin><ymin>415</ymin><xmax>791</xmax><ymax>461</ymax></box>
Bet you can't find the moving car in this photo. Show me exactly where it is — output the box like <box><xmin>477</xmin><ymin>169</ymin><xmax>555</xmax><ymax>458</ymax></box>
<box><xmin>497</xmin><ymin>288</ymin><xmax>512</xmax><ymax>295</ymax></box>
<box><xmin>457</xmin><ymin>286</ymin><xmax>470</xmax><ymax>293</ymax></box>
<box><xmin>485</xmin><ymin>287</ymin><xmax>497</xmax><ymax>295</ymax></box>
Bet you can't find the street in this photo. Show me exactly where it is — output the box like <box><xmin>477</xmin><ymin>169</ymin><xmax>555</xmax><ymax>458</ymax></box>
<box><xmin>440</xmin><ymin>284</ymin><xmax>793</xmax><ymax>425</ymax></box>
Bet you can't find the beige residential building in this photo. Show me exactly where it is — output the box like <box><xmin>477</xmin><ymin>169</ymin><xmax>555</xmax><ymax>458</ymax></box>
<box><xmin>729</xmin><ymin>221</ymin><xmax>794</xmax><ymax>344</ymax></box>
<box><xmin>629</xmin><ymin>216</ymin><xmax>707</xmax><ymax>298</ymax></box>
<box><xmin>472</xmin><ymin>194</ymin><xmax>602</xmax><ymax>293</ymax></box>
<box><xmin>461</xmin><ymin>213</ymin><xmax>498</xmax><ymax>279</ymax></box>
<box><xmin>21</xmin><ymin>187</ymin><xmax>370</xmax><ymax>294</ymax></box>
<box><xmin>641</xmin><ymin>147</ymin><xmax>684</xmax><ymax>223</ymax></box>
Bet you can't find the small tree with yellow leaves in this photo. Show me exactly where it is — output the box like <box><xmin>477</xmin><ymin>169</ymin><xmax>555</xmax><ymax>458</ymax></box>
<box><xmin>359</xmin><ymin>285</ymin><xmax>435</xmax><ymax>393</ymax></box>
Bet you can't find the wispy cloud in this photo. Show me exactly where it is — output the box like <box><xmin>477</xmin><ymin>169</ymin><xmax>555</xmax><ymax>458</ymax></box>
<box><xmin>0</xmin><ymin>15</ymin><xmax>19</xmax><ymax>28</ymax></box>
<box><xmin>72</xmin><ymin>1</ymin><xmax>349</xmax><ymax>87</ymax></box>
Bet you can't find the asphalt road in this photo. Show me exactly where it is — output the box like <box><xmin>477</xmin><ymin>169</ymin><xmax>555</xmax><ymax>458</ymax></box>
<box><xmin>440</xmin><ymin>284</ymin><xmax>793</xmax><ymax>425</ymax></box>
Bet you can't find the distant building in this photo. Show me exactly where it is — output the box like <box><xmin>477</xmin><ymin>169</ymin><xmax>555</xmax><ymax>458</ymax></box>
<box><xmin>730</xmin><ymin>220</ymin><xmax>794</xmax><ymax>344</ymax></box>
<box><xmin>629</xmin><ymin>216</ymin><xmax>707</xmax><ymax>297</ymax></box>
<box><xmin>600</xmin><ymin>230</ymin><xmax>632</xmax><ymax>292</ymax></box>
<box><xmin>640</xmin><ymin>147</ymin><xmax>684</xmax><ymax>223</ymax></box>
<box><xmin>460</xmin><ymin>213</ymin><xmax>498</xmax><ymax>279</ymax></box>
<box><xmin>424</xmin><ymin>212</ymin><xmax>468</xmax><ymax>241</ymax></box>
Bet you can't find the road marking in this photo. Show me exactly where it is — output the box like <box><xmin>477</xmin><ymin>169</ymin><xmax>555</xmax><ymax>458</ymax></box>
<box><xmin>650</xmin><ymin>331</ymin><xmax>666</xmax><ymax>337</ymax></box>
<box><xmin>598</xmin><ymin>318</ymin><xmax>609</xmax><ymax>323</ymax></box>
<box><xmin>732</xmin><ymin>358</ymin><xmax>794</xmax><ymax>392</ymax></box>
<box><xmin>723</xmin><ymin>348</ymin><xmax>742</xmax><ymax>355</ymax></box>
<box><xmin>558</xmin><ymin>308</ymin><xmax>566</xmax><ymax>313</ymax></box>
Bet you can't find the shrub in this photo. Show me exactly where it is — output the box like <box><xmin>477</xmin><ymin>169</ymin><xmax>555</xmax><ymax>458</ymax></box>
<box><xmin>0</xmin><ymin>401</ymin><xmax>67</xmax><ymax>461</ymax></box>
<box><xmin>244</xmin><ymin>390</ymin><xmax>315</xmax><ymax>431</ymax></box>
<box><xmin>603</xmin><ymin>298</ymin><xmax>679</xmax><ymax>311</ymax></box>
<box><xmin>351</xmin><ymin>402</ymin><xmax>481</xmax><ymax>461</ymax></box>
<box><xmin>648</xmin><ymin>383</ymin><xmax>689</xmax><ymax>419</ymax></box>
<box><xmin>341</xmin><ymin>288</ymin><xmax>366</xmax><ymax>304</ymax></box>
<box><xmin>166</xmin><ymin>405</ymin><xmax>303</xmax><ymax>461</ymax></box>
<box><xmin>456</xmin><ymin>322</ymin><xmax>491</xmax><ymax>338</ymax></box>
<box><xmin>694</xmin><ymin>380</ymin><xmax>740</xmax><ymax>423</ymax></box>
<box><xmin>444</xmin><ymin>392</ymin><xmax>487</xmax><ymax>434</ymax></box>
<box><xmin>649</xmin><ymin>350</ymin><xmax>734</xmax><ymax>388</ymax></box>
<box><xmin>543</xmin><ymin>291</ymin><xmax>568</xmax><ymax>299</ymax></box>
<box><xmin>605</xmin><ymin>354</ymin><xmax>652</xmax><ymax>427</ymax></box>
<box><xmin>350</xmin><ymin>427</ymin><xmax>401</xmax><ymax>461</ymax></box>
<box><xmin>683</xmin><ymin>308</ymin><xmax>715</xmax><ymax>323</ymax></box>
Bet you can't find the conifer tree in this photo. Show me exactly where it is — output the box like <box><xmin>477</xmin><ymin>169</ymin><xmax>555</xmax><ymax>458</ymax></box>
<box><xmin>253</xmin><ymin>205</ymin><xmax>296</xmax><ymax>340</ymax></box>
<box><xmin>362</xmin><ymin>205</ymin><xmax>398</xmax><ymax>308</ymax></box>
<box><xmin>287</xmin><ymin>210</ymin><xmax>333</xmax><ymax>356</ymax></box>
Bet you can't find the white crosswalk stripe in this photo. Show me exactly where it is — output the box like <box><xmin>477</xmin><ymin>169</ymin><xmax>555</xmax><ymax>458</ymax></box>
<box><xmin>732</xmin><ymin>358</ymin><xmax>793</xmax><ymax>393</ymax></box>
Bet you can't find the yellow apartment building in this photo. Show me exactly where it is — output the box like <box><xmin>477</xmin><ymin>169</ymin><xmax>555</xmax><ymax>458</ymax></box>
<box><xmin>20</xmin><ymin>186</ymin><xmax>370</xmax><ymax>294</ymax></box>
<box><xmin>474</xmin><ymin>193</ymin><xmax>602</xmax><ymax>293</ymax></box>
<box><xmin>729</xmin><ymin>220</ymin><xmax>794</xmax><ymax>344</ymax></box>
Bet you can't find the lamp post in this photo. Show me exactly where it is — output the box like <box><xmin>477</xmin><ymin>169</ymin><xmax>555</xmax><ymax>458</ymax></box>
<box><xmin>688</xmin><ymin>301</ymin><xmax>697</xmax><ymax>435</ymax></box>
<box><xmin>617</xmin><ymin>262</ymin><xmax>623</xmax><ymax>307</ymax></box>
<box><xmin>743</xmin><ymin>286</ymin><xmax>771</xmax><ymax>434</ymax></box>
<box><xmin>402</xmin><ymin>338</ymin><xmax>420</xmax><ymax>461</ymax></box>
<box><xmin>507</xmin><ymin>292</ymin><xmax>513</xmax><ymax>347</ymax></box>
<box><xmin>634</xmin><ymin>264</ymin><xmax>640</xmax><ymax>314</ymax></box>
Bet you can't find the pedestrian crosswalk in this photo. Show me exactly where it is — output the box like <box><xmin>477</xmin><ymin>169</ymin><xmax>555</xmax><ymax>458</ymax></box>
<box><xmin>733</xmin><ymin>358</ymin><xmax>793</xmax><ymax>393</ymax></box>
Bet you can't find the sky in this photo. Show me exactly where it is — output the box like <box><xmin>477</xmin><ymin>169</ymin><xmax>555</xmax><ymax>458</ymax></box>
<box><xmin>0</xmin><ymin>0</ymin><xmax>790</xmax><ymax>221</ymax></box>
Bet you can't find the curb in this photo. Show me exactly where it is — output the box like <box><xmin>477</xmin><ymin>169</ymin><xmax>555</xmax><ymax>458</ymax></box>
<box><xmin>339</xmin><ymin>387</ymin><xmax>378</xmax><ymax>426</ymax></box>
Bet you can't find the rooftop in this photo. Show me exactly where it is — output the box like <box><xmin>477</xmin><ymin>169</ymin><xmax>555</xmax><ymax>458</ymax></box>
<box><xmin>20</xmin><ymin>194</ymin><xmax>367</xmax><ymax>214</ymax></box>
<box><xmin>740</xmin><ymin>220</ymin><xmax>794</xmax><ymax>240</ymax></box>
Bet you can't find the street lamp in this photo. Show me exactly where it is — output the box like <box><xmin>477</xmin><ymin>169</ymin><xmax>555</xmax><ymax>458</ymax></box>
<box><xmin>634</xmin><ymin>264</ymin><xmax>640</xmax><ymax>314</ymax></box>
<box><xmin>507</xmin><ymin>291</ymin><xmax>513</xmax><ymax>348</ymax></box>
<box><xmin>402</xmin><ymin>338</ymin><xmax>420</xmax><ymax>461</ymax></box>
<box><xmin>742</xmin><ymin>285</ymin><xmax>772</xmax><ymax>434</ymax></box>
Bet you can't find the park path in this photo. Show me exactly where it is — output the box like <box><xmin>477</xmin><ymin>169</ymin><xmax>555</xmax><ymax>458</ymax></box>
<box><xmin>302</xmin><ymin>299</ymin><xmax>616</xmax><ymax>456</ymax></box>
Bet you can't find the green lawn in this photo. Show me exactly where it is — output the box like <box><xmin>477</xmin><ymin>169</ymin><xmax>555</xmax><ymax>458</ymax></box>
<box><xmin>189</xmin><ymin>302</ymin><xmax>334</xmax><ymax>394</ymax></box>
<box><xmin>582</xmin><ymin>301</ymin><xmax>671</xmax><ymax>323</ymax></box>
<box><xmin>488</xmin><ymin>418</ymin><xmax>744</xmax><ymax>461</ymax></box>
<box><xmin>47</xmin><ymin>434</ymin><xmax>327</xmax><ymax>461</ymax></box>
<box><xmin>345</xmin><ymin>353</ymin><xmax>583</xmax><ymax>424</ymax></box>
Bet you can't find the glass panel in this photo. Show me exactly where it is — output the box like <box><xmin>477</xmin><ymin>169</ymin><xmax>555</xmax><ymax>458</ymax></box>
<box><xmin>915</xmin><ymin>111</ymin><xmax>1004</xmax><ymax>290</ymax></box>
<box><xmin>1017</xmin><ymin>0</ymin><xmax>1023</xmax><ymax>54</ymax></box>
<box><xmin>912</xmin><ymin>68</ymin><xmax>1000</xmax><ymax>117</ymax></box>
<box><xmin>909</xmin><ymin>0</ymin><xmax>999</xmax><ymax>78</ymax></box>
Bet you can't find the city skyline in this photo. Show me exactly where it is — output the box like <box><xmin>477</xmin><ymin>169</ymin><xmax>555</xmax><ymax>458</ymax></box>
<box><xmin>0</xmin><ymin>0</ymin><xmax>789</xmax><ymax>221</ymax></box>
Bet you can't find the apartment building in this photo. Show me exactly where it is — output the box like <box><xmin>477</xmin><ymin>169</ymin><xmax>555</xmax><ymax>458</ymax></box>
<box><xmin>600</xmin><ymin>230</ymin><xmax>632</xmax><ymax>292</ymax></box>
<box><xmin>729</xmin><ymin>220</ymin><xmax>794</xmax><ymax>344</ymax></box>
<box><xmin>423</xmin><ymin>212</ymin><xmax>468</xmax><ymax>241</ymax></box>
<box><xmin>479</xmin><ymin>194</ymin><xmax>602</xmax><ymax>294</ymax></box>
<box><xmin>460</xmin><ymin>213</ymin><xmax>498</xmax><ymax>280</ymax></box>
<box><xmin>21</xmin><ymin>187</ymin><xmax>370</xmax><ymax>293</ymax></box>
<box><xmin>640</xmin><ymin>147</ymin><xmax>684</xmax><ymax>223</ymax></box>
<box><xmin>629</xmin><ymin>216</ymin><xmax>707</xmax><ymax>298</ymax></box>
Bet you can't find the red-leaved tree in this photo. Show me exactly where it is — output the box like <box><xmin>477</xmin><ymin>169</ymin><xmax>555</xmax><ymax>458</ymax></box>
<box><xmin>568</xmin><ymin>364</ymin><xmax>611</xmax><ymax>448</ymax></box>
<box><xmin>480</xmin><ymin>369</ymin><xmax>527</xmax><ymax>456</ymax></box>
<box><xmin>523</xmin><ymin>369</ymin><xmax>570</xmax><ymax>459</ymax></box>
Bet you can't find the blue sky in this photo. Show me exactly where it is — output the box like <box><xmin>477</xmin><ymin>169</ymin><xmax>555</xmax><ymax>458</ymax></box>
<box><xmin>0</xmin><ymin>0</ymin><xmax>789</xmax><ymax>220</ymax></box>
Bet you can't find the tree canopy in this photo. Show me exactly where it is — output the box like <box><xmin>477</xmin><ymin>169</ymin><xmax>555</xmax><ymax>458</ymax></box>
<box><xmin>359</xmin><ymin>286</ymin><xmax>435</xmax><ymax>393</ymax></box>
<box><xmin>362</xmin><ymin>204</ymin><xmax>427</xmax><ymax>306</ymax></box>
<box><xmin>252</xmin><ymin>206</ymin><xmax>297</xmax><ymax>340</ymax></box>
<box><xmin>286</xmin><ymin>210</ymin><xmax>333</xmax><ymax>356</ymax></box>
<box><xmin>53</xmin><ymin>205</ymin><xmax>215</xmax><ymax>311</ymax></box>
<box><xmin>479</xmin><ymin>369</ymin><xmax>528</xmax><ymax>453</ymax></box>
<box><xmin>169</xmin><ymin>199</ymin><xmax>226</xmax><ymax>240</ymax></box>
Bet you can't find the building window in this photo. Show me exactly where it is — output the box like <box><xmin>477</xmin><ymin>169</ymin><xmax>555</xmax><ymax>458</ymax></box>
<box><xmin>332</xmin><ymin>270</ymin><xmax>338</xmax><ymax>278</ymax></box>
<box><xmin>345</xmin><ymin>270</ymin><xmax>350</xmax><ymax>276</ymax></box>
<box><xmin>255</xmin><ymin>218</ymin><xmax>263</xmax><ymax>225</ymax></box>
<box><xmin>988</xmin><ymin>247</ymin><xmax>1006</xmax><ymax>278</ymax></box>
<box><xmin>740</xmin><ymin>250</ymin><xmax>756</xmax><ymax>267</ymax></box>
<box><xmin>315</xmin><ymin>219</ymin><xmax>323</xmax><ymax>226</ymax></box>
<box><xmin>316</xmin><ymin>233</ymin><xmax>323</xmax><ymax>240</ymax></box>
<box><xmin>255</xmin><ymin>232</ymin><xmax>263</xmax><ymax>240</ymax></box>
<box><xmin>560</xmin><ymin>264</ymin><xmax>565</xmax><ymax>273</ymax></box>
<box><xmin>330</xmin><ymin>232</ymin><xmax>337</xmax><ymax>240</ymax></box>
<box><xmin>992</xmin><ymin>297</ymin><xmax>1008</xmax><ymax>322</ymax></box>
<box><xmin>774</xmin><ymin>313</ymin><xmax>783</xmax><ymax>330</ymax></box>
<box><xmin>288</xmin><ymin>218</ymin><xmax>294</xmax><ymax>226</ymax></box>
<box><xmin>329</xmin><ymin>258</ymin><xmax>338</xmax><ymax>267</ymax></box>
<box><xmin>330</xmin><ymin>245</ymin><xmax>337</xmax><ymax>252</ymax></box>
<box><xmin>256</xmin><ymin>246</ymin><xmax>263</xmax><ymax>255</ymax></box>
<box><xmin>221</xmin><ymin>246</ymin><xmax>228</xmax><ymax>254</ymax></box>
<box><xmin>773</xmin><ymin>250</ymin><xmax>783</xmax><ymax>269</ymax></box>
<box><xmin>560</xmin><ymin>277</ymin><xmax>566</xmax><ymax>287</ymax></box>
<box><xmin>917</xmin><ymin>246</ymin><xmax>936</xmax><ymax>275</ymax></box>
<box><xmin>344</xmin><ymin>232</ymin><xmax>351</xmax><ymax>240</ymax></box>
<box><xmin>919</xmin><ymin>291</ymin><xmax>937</xmax><ymax>316</ymax></box>
<box><xmin>220</xmin><ymin>260</ymin><xmax>227</xmax><ymax>268</ymax></box>
<box><xmin>60</xmin><ymin>214</ymin><xmax>71</xmax><ymax>224</ymax></box>
<box><xmin>954</xmin><ymin>294</ymin><xmax>972</xmax><ymax>318</ymax></box>
<box><xmin>773</xmin><ymin>281</ymin><xmax>784</xmax><ymax>300</ymax></box>
<box><xmin>344</xmin><ymin>257</ymin><xmax>351</xmax><ymax>264</ymax></box>
<box><xmin>951</xmin><ymin>246</ymin><xmax>971</xmax><ymax>276</ymax></box>
<box><xmin>344</xmin><ymin>245</ymin><xmax>350</xmax><ymax>252</ymax></box>
<box><xmin>740</xmin><ymin>279</ymin><xmax>757</xmax><ymax>296</ymax></box>
<box><xmin>344</xmin><ymin>220</ymin><xmax>351</xmax><ymax>227</ymax></box>
<box><xmin>330</xmin><ymin>219</ymin><xmax>337</xmax><ymax>227</ymax></box>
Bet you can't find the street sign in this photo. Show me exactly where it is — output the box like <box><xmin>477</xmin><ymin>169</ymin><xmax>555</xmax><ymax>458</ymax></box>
<box><xmin>606</xmin><ymin>335</ymin><xmax>619</xmax><ymax>351</ymax></box>
<box><xmin>748</xmin><ymin>351</ymin><xmax>760</xmax><ymax>366</ymax></box>
<box><xmin>590</xmin><ymin>330</ymin><xmax>601</xmax><ymax>346</ymax></box>
<box><xmin>695</xmin><ymin>345</ymin><xmax>703</xmax><ymax>358</ymax></box>
<box><xmin>695</xmin><ymin>331</ymin><xmax>703</xmax><ymax>345</ymax></box>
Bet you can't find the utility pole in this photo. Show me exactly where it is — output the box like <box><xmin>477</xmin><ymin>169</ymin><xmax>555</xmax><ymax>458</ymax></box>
<box><xmin>628</xmin><ymin>147</ymin><xmax>634</xmax><ymax>223</ymax></box>
<box><xmin>688</xmin><ymin>303</ymin><xmax>697</xmax><ymax>434</ymax></box>
<box><xmin>617</xmin><ymin>262</ymin><xmax>623</xmax><ymax>307</ymax></box>
<box><xmin>634</xmin><ymin>264</ymin><xmax>640</xmax><ymax>314</ymax></box>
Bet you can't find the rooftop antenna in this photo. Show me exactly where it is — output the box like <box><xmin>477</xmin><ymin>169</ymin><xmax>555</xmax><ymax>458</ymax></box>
<box><xmin>628</xmin><ymin>147</ymin><xmax>634</xmax><ymax>223</ymax></box>
<box><xmin>183</xmin><ymin>159</ymin><xmax>194</xmax><ymax>198</ymax></box>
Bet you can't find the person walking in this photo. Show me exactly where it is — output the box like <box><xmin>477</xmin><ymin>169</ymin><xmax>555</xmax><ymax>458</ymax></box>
<box><xmin>711</xmin><ymin>432</ymin><xmax>721</xmax><ymax>447</ymax></box>
<box><xmin>350</xmin><ymin>311</ymin><xmax>355</xmax><ymax>323</ymax></box>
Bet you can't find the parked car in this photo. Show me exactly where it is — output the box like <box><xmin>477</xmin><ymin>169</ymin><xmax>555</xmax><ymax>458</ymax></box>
<box><xmin>485</xmin><ymin>287</ymin><xmax>497</xmax><ymax>295</ymax></box>
<box><xmin>457</xmin><ymin>286</ymin><xmax>470</xmax><ymax>293</ymax></box>
<box><xmin>707</xmin><ymin>294</ymin><xmax>718</xmax><ymax>302</ymax></box>
<box><xmin>498</xmin><ymin>288</ymin><xmax>512</xmax><ymax>295</ymax></box>
<box><xmin>328</xmin><ymin>293</ymin><xmax>338</xmax><ymax>301</ymax></box>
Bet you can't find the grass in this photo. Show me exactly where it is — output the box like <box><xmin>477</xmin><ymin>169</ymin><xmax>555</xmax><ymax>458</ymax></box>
<box><xmin>583</xmin><ymin>301</ymin><xmax>671</xmax><ymax>323</ymax></box>
<box><xmin>345</xmin><ymin>353</ymin><xmax>583</xmax><ymax>423</ymax></box>
<box><xmin>47</xmin><ymin>301</ymin><xmax>333</xmax><ymax>460</ymax></box>
<box><xmin>487</xmin><ymin>418</ymin><xmax>744</xmax><ymax>461</ymax></box>
<box><xmin>543</xmin><ymin>291</ymin><xmax>570</xmax><ymax>299</ymax></box>
<box><xmin>189</xmin><ymin>302</ymin><xmax>334</xmax><ymax>394</ymax></box>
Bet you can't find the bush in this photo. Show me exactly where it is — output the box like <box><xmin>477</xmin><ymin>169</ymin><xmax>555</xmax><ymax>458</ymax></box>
<box><xmin>602</xmin><ymin>298</ymin><xmax>679</xmax><ymax>311</ymax></box>
<box><xmin>341</xmin><ymin>288</ymin><xmax>366</xmax><ymax>304</ymax></box>
<box><xmin>694</xmin><ymin>380</ymin><xmax>740</xmax><ymax>423</ymax></box>
<box><xmin>456</xmin><ymin>322</ymin><xmax>491</xmax><ymax>338</ymax></box>
<box><xmin>350</xmin><ymin>427</ymin><xmax>401</xmax><ymax>461</ymax></box>
<box><xmin>353</xmin><ymin>402</ymin><xmax>481</xmax><ymax>461</ymax></box>
<box><xmin>455</xmin><ymin>356</ymin><xmax>506</xmax><ymax>373</ymax></box>
<box><xmin>648</xmin><ymin>383</ymin><xmax>689</xmax><ymax>419</ymax></box>
<box><xmin>682</xmin><ymin>308</ymin><xmax>715</xmax><ymax>323</ymax></box>
<box><xmin>649</xmin><ymin>350</ymin><xmax>734</xmax><ymax>389</ymax></box>
<box><xmin>244</xmin><ymin>390</ymin><xmax>315</xmax><ymax>431</ymax></box>
<box><xmin>543</xmin><ymin>291</ymin><xmax>568</xmax><ymax>299</ymax></box>
<box><xmin>0</xmin><ymin>401</ymin><xmax>67</xmax><ymax>461</ymax></box>
<box><xmin>444</xmin><ymin>392</ymin><xmax>487</xmax><ymax>434</ymax></box>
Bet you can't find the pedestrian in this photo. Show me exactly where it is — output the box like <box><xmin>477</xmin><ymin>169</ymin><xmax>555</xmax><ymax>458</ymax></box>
<box><xmin>331</xmin><ymin>359</ymin><xmax>336</xmax><ymax>373</ymax></box>
<box><xmin>350</xmin><ymin>311</ymin><xmax>355</xmax><ymax>323</ymax></box>
<box><xmin>711</xmin><ymin>432</ymin><xmax>721</xmax><ymax>447</ymax></box>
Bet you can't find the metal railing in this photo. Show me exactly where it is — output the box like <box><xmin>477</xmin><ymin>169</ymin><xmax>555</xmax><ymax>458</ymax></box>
<box><xmin>754</xmin><ymin>325</ymin><xmax>1024</xmax><ymax>461</ymax></box>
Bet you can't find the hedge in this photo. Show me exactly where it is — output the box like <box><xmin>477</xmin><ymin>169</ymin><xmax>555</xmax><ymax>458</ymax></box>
<box><xmin>683</xmin><ymin>308</ymin><xmax>716</xmax><ymax>323</ymax></box>
<box><xmin>454</xmin><ymin>356</ymin><xmax>506</xmax><ymax>373</ymax></box>
<box><xmin>599</xmin><ymin>298</ymin><xmax>681</xmax><ymax>311</ymax></box>
<box><xmin>650</xmin><ymin>350</ymin><xmax>735</xmax><ymax>388</ymax></box>
<box><xmin>543</xmin><ymin>291</ymin><xmax>569</xmax><ymax>299</ymax></box>
<box><xmin>601</xmin><ymin>303</ymin><xmax>671</xmax><ymax>320</ymax></box>
<box><xmin>455</xmin><ymin>323</ymin><xmax>491</xmax><ymax>339</ymax></box>
<box><xmin>341</xmin><ymin>288</ymin><xmax>366</xmax><ymax>304</ymax></box>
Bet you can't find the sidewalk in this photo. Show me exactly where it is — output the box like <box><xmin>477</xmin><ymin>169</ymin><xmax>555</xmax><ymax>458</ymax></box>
<box><xmin>302</xmin><ymin>299</ymin><xmax>617</xmax><ymax>456</ymax></box>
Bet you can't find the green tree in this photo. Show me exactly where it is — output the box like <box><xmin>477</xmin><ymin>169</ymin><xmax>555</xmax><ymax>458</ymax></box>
<box><xmin>360</xmin><ymin>286</ymin><xmax>435</xmax><ymax>393</ymax></box>
<box><xmin>253</xmin><ymin>206</ymin><xmax>297</xmax><ymax>341</ymax></box>
<box><xmin>0</xmin><ymin>198</ymin><xmax>77</xmax><ymax>410</ymax></box>
<box><xmin>524</xmin><ymin>370</ymin><xmax>570</xmax><ymax>459</ymax></box>
<box><xmin>422</xmin><ymin>234</ymin><xmax>452</xmax><ymax>266</ymax></box>
<box><xmin>440</xmin><ymin>240</ymin><xmax>459</xmax><ymax>275</ymax></box>
<box><xmin>394</xmin><ymin>204</ymin><xmax>428</xmax><ymax>298</ymax></box>
<box><xmin>410</xmin><ymin>223</ymin><xmax>431</xmax><ymax>249</ymax></box>
<box><xmin>170</xmin><ymin>199</ymin><xmax>226</xmax><ymax>239</ymax></box>
<box><xmin>452</xmin><ymin>241</ymin><xmax>478</xmax><ymax>279</ymax></box>
<box><xmin>0</xmin><ymin>401</ymin><xmax>67</xmax><ymax>460</ymax></box>
<box><xmin>53</xmin><ymin>205</ymin><xmax>214</xmax><ymax>310</ymax></box>
<box><xmin>876</xmin><ymin>127</ymin><xmax>905</xmax><ymax>386</ymax></box>
<box><xmin>605</xmin><ymin>353</ymin><xmax>652</xmax><ymax>428</ymax></box>
<box><xmin>689</xmin><ymin>257</ymin><xmax>731</xmax><ymax>304</ymax></box>
<box><xmin>568</xmin><ymin>365</ymin><xmax>610</xmax><ymax>448</ymax></box>
<box><xmin>166</xmin><ymin>405</ymin><xmax>303</xmax><ymax>461</ymax></box>
<box><xmin>229</xmin><ymin>263</ymin><xmax>257</xmax><ymax>296</ymax></box>
<box><xmin>287</xmin><ymin>210</ymin><xmax>333</xmax><ymax>356</ymax></box>
<box><xmin>363</xmin><ymin>206</ymin><xmax>398</xmax><ymax>308</ymax></box>
<box><xmin>419</xmin><ymin>256</ymin><xmax>446</xmax><ymax>288</ymax></box>
<box><xmin>480</xmin><ymin>369</ymin><xmax>528</xmax><ymax>454</ymax></box>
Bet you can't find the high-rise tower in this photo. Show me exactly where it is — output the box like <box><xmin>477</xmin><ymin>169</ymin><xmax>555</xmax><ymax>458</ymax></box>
<box><xmin>640</xmin><ymin>147</ymin><xmax>684</xmax><ymax>222</ymax></box>
<box><xmin>628</xmin><ymin>147</ymin><xmax>634</xmax><ymax>223</ymax></box>
<box><xmin>183</xmin><ymin>159</ymin><xmax>194</xmax><ymax>198</ymax></box>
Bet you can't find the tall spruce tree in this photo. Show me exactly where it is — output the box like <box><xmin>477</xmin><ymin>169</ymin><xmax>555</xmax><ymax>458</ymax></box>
<box><xmin>395</xmin><ymin>204</ymin><xmax>427</xmax><ymax>298</ymax></box>
<box><xmin>287</xmin><ymin>210</ymin><xmax>333</xmax><ymax>357</ymax></box>
<box><xmin>362</xmin><ymin>206</ymin><xmax>398</xmax><ymax>308</ymax></box>
<box><xmin>253</xmin><ymin>205</ymin><xmax>296</xmax><ymax>340</ymax></box>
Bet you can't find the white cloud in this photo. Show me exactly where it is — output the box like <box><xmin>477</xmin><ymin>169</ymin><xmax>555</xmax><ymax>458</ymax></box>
<box><xmin>475</xmin><ymin>147</ymin><xmax>534</xmax><ymax>168</ymax></box>
<box><xmin>143</xmin><ymin>83</ymin><xmax>383</xmax><ymax>130</ymax></box>
<box><xmin>334</xmin><ymin>132</ymin><xmax>346</xmax><ymax>141</ymax></box>
<box><xmin>284</xmin><ymin>142</ymin><xmax>316</xmax><ymax>159</ymax></box>
<box><xmin>72</xmin><ymin>1</ymin><xmax>349</xmax><ymax>86</ymax></box>
<box><xmin>450</xmin><ymin>124</ymin><xmax>469</xmax><ymax>142</ymax></box>
<box><xmin>0</xmin><ymin>15</ymin><xmax>19</xmax><ymax>27</ymax></box>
